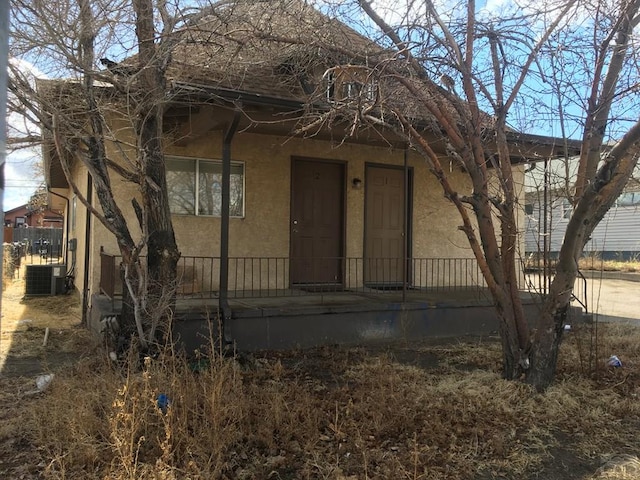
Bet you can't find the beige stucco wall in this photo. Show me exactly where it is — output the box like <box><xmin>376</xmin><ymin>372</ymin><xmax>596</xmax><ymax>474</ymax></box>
<box><xmin>164</xmin><ymin>131</ymin><xmax>477</xmax><ymax>257</ymax></box>
<box><xmin>58</xmin><ymin>114</ymin><xmax>145</xmax><ymax>304</ymax></box>
<box><xmin>82</xmin><ymin>119</ymin><xmax>527</xmax><ymax>296</ymax></box>
<box><xmin>65</xmin><ymin>160</ymin><xmax>91</xmax><ymax>297</ymax></box>
<box><xmin>160</xmin><ymin>131</ymin><xmax>483</xmax><ymax>290</ymax></box>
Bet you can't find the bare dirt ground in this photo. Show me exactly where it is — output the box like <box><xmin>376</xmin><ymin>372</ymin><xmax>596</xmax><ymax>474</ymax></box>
<box><xmin>1</xmin><ymin>269</ymin><xmax>639</xmax><ymax>479</ymax></box>
<box><xmin>0</xmin><ymin>268</ymin><xmax>97</xmax><ymax>479</ymax></box>
<box><xmin>0</xmin><ymin>268</ymin><xmax>93</xmax><ymax>376</ymax></box>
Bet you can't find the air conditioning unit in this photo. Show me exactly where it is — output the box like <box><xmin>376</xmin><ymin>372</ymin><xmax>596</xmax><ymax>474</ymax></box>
<box><xmin>25</xmin><ymin>264</ymin><xmax>67</xmax><ymax>296</ymax></box>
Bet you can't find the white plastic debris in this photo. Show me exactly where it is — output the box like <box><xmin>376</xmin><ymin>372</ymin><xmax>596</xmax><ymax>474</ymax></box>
<box><xmin>607</xmin><ymin>355</ymin><xmax>622</xmax><ymax>368</ymax></box>
<box><xmin>36</xmin><ymin>373</ymin><xmax>54</xmax><ymax>392</ymax></box>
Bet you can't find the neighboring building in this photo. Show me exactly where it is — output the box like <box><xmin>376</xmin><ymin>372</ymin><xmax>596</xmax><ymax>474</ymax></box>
<box><xmin>42</xmin><ymin>0</ymin><xmax>578</xmax><ymax>349</ymax></box>
<box><xmin>3</xmin><ymin>204</ymin><xmax>29</xmax><ymax>228</ymax></box>
<box><xmin>4</xmin><ymin>203</ymin><xmax>64</xmax><ymax>228</ymax></box>
<box><xmin>524</xmin><ymin>161</ymin><xmax>640</xmax><ymax>260</ymax></box>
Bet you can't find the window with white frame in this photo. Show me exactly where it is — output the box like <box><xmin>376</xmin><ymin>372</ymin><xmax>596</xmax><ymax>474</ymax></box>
<box><xmin>166</xmin><ymin>157</ymin><xmax>244</xmax><ymax>217</ymax></box>
<box><xmin>326</xmin><ymin>65</ymin><xmax>378</xmax><ymax>103</ymax></box>
<box><xmin>561</xmin><ymin>199</ymin><xmax>572</xmax><ymax>219</ymax></box>
<box><xmin>616</xmin><ymin>191</ymin><xmax>640</xmax><ymax>207</ymax></box>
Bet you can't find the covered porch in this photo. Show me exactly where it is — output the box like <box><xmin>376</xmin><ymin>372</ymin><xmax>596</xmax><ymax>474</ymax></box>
<box><xmin>94</xmin><ymin>252</ymin><xmax>586</xmax><ymax>351</ymax></box>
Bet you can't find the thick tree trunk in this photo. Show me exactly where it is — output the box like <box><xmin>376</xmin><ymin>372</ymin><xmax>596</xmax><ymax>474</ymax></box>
<box><xmin>525</xmin><ymin>309</ymin><xmax>566</xmax><ymax>391</ymax></box>
<box><xmin>120</xmin><ymin>257</ymin><xmax>147</xmax><ymax>345</ymax></box>
<box><xmin>494</xmin><ymin>292</ymin><xmax>528</xmax><ymax>381</ymax></box>
<box><xmin>133</xmin><ymin>0</ymin><xmax>180</xmax><ymax>348</ymax></box>
<box><xmin>140</xmin><ymin>113</ymin><xmax>180</xmax><ymax>345</ymax></box>
<box><xmin>495</xmin><ymin>291</ymin><xmax>566</xmax><ymax>390</ymax></box>
<box><xmin>497</xmin><ymin>320</ymin><xmax>523</xmax><ymax>380</ymax></box>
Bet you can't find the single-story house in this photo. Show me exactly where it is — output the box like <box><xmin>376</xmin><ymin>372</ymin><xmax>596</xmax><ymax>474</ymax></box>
<box><xmin>4</xmin><ymin>203</ymin><xmax>64</xmax><ymax>229</ymax></box>
<box><xmin>43</xmin><ymin>0</ymin><xmax>582</xmax><ymax>350</ymax></box>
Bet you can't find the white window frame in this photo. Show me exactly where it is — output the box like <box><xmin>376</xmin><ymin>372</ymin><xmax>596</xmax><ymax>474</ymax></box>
<box><xmin>561</xmin><ymin>199</ymin><xmax>572</xmax><ymax>219</ymax></box>
<box><xmin>326</xmin><ymin>66</ymin><xmax>377</xmax><ymax>103</ymax></box>
<box><xmin>166</xmin><ymin>156</ymin><xmax>245</xmax><ymax>218</ymax></box>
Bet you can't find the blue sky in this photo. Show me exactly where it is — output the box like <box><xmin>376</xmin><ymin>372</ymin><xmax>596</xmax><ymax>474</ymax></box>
<box><xmin>4</xmin><ymin>146</ymin><xmax>41</xmax><ymax>210</ymax></box>
<box><xmin>5</xmin><ymin>57</ymin><xmax>45</xmax><ymax>210</ymax></box>
<box><xmin>4</xmin><ymin>0</ymin><xmax>638</xmax><ymax>210</ymax></box>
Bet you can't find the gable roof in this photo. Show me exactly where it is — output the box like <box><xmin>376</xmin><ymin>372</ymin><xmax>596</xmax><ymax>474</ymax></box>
<box><xmin>164</xmin><ymin>0</ymin><xmax>383</xmax><ymax>101</ymax></box>
<box><xmin>4</xmin><ymin>204</ymin><xmax>29</xmax><ymax>216</ymax></box>
<box><xmin>151</xmin><ymin>1</ymin><xmax>581</xmax><ymax>158</ymax></box>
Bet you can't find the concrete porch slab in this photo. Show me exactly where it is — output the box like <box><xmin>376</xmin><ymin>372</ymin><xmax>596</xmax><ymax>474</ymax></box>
<box><xmin>88</xmin><ymin>289</ymin><xmax>584</xmax><ymax>353</ymax></box>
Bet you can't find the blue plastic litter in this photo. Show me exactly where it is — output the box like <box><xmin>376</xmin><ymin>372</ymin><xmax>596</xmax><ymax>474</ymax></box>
<box><xmin>156</xmin><ymin>393</ymin><xmax>171</xmax><ymax>414</ymax></box>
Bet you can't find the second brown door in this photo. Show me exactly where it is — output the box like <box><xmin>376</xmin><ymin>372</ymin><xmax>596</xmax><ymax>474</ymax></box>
<box><xmin>364</xmin><ymin>165</ymin><xmax>409</xmax><ymax>286</ymax></box>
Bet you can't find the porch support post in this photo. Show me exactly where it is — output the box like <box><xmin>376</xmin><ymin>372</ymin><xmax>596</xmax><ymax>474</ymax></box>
<box><xmin>82</xmin><ymin>173</ymin><xmax>93</xmax><ymax>325</ymax></box>
<box><xmin>402</xmin><ymin>147</ymin><xmax>409</xmax><ymax>302</ymax></box>
<box><xmin>219</xmin><ymin>108</ymin><xmax>241</xmax><ymax>341</ymax></box>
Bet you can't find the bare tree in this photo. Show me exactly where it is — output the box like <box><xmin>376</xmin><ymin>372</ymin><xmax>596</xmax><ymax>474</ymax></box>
<box><xmin>308</xmin><ymin>0</ymin><xmax>640</xmax><ymax>390</ymax></box>
<box><xmin>9</xmin><ymin>0</ymin><xmax>181</xmax><ymax>350</ymax></box>
<box><xmin>9</xmin><ymin>0</ymin><xmax>640</xmax><ymax>388</ymax></box>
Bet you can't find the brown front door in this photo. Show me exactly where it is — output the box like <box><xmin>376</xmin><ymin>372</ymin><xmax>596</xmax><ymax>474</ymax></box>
<box><xmin>364</xmin><ymin>165</ymin><xmax>409</xmax><ymax>286</ymax></box>
<box><xmin>290</xmin><ymin>158</ymin><xmax>345</xmax><ymax>285</ymax></box>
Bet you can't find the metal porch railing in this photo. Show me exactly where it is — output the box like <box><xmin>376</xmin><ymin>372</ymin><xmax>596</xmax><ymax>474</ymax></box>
<box><xmin>99</xmin><ymin>253</ymin><xmax>492</xmax><ymax>301</ymax></box>
<box><xmin>523</xmin><ymin>267</ymin><xmax>589</xmax><ymax>314</ymax></box>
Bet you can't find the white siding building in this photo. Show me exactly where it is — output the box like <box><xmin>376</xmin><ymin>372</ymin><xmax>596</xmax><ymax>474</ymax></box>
<box><xmin>524</xmin><ymin>159</ymin><xmax>640</xmax><ymax>259</ymax></box>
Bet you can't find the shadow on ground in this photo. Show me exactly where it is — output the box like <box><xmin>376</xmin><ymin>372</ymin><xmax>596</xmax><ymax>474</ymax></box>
<box><xmin>1</xmin><ymin>268</ymin><xmax>93</xmax><ymax>378</ymax></box>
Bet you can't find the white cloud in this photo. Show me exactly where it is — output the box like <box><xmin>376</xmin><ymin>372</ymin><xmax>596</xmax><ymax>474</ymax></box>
<box><xmin>4</xmin><ymin>57</ymin><xmax>45</xmax><ymax>211</ymax></box>
<box><xmin>9</xmin><ymin>56</ymin><xmax>45</xmax><ymax>79</ymax></box>
<box><xmin>4</xmin><ymin>147</ymin><xmax>42</xmax><ymax>210</ymax></box>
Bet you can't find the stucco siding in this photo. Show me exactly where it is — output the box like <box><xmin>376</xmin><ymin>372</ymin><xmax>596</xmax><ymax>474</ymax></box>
<box><xmin>87</xmin><ymin>126</ymin><xmax>526</xmax><ymax>293</ymax></box>
<box><xmin>67</xmin><ymin>161</ymin><xmax>91</xmax><ymax>298</ymax></box>
<box><xmin>165</xmin><ymin>132</ymin><xmax>482</xmax><ymax>290</ymax></box>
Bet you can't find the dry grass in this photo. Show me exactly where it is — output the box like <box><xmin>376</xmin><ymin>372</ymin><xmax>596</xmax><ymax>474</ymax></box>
<box><xmin>525</xmin><ymin>255</ymin><xmax>640</xmax><ymax>273</ymax></box>
<box><xmin>0</xmin><ymin>323</ymin><xmax>634</xmax><ymax>480</ymax></box>
<box><xmin>1</xmin><ymin>269</ymin><xmax>83</xmax><ymax>359</ymax></box>
<box><xmin>578</xmin><ymin>256</ymin><xmax>640</xmax><ymax>273</ymax></box>
<box><xmin>2</xmin><ymin>271</ymin><xmax>640</xmax><ymax>479</ymax></box>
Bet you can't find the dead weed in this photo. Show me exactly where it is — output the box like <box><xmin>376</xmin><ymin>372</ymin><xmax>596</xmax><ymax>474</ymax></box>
<box><xmin>11</xmin><ymin>324</ymin><xmax>640</xmax><ymax>480</ymax></box>
<box><xmin>2</xmin><ymin>271</ymin><xmax>639</xmax><ymax>480</ymax></box>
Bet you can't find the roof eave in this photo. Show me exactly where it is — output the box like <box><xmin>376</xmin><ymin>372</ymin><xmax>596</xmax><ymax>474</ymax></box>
<box><xmin>43</xmin><ymin>140</ymin><xmax>69</xmax><ymax>190</ymax></box>
<box><xmin>505</xmin><ymin>131</ymin><xmax>583</xmax><ymax>163</ymax></box>
<box><xmin>170</xmin><ymin>81</ymin><xmax>306</xmax><ymax>110</ymax></box>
